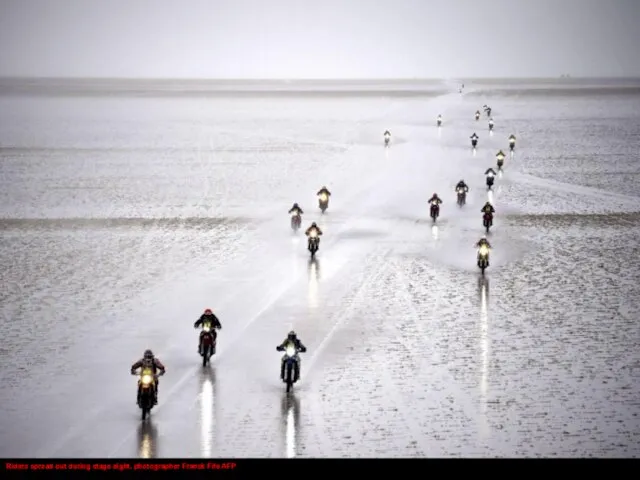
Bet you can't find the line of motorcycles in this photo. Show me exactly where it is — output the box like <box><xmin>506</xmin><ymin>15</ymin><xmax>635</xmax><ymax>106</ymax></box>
<box><xmin>133</xmin><ymin>319</ymin><xmax>221</xmax><ymax>419</ymax></box>
<box><xmin>290</xmin><ymin>192</ymin><xmax>329</xmax><ymax>258</ymax></box>
<box><xmin>132</xmin><ymin>114</ymin><xmax>520</xmax><ymax>416</ymax></box>
<box><xmin>431</xmin><ymin>105</ymin><xmax>518</xmax><ymax>275</ymax></box>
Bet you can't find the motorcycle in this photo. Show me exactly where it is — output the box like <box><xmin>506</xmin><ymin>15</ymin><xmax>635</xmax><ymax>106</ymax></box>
<box><xmin>486</xmin><ymin>108</ymin><xmax>492</xmax><ymax>117</ymax></box>
<box><xmin>437</xmin><ymin>117</ymin><xmax>442</xmax><ymax>128</ymax></box>
<box><xmin>497</xmin><ymin>158</ymin><xmax>504</xmax><ymax>170</ymax></box>
<box><xmin>471</xmin><ymin>138</ymin><xmax>478</xmax><ymax>149</ymax></box>
<box><xmin>280</xmin><ymin>342</ymin><xmax>301</xmax><ymax>393</ymax></box>
<box><xmin>509</xmin><ymin>139</ymin><xmax>516</xmax><ymax>152</ymax></box>
<box><xmin>489</xmin><ymin>122</ymin><xmax>494</xmax><ymax>132</ymax></box>
<box><xmin>197</xmin><ymin>321</ymin><xmax>219</xmax><ymax>367</ymax></box>
<box><xmin>475</xmin><ymin>112</ymin><xmax>480</xmax><ymax>121</ymax></box>
<box><xmin>486</xmin><ymin>175</ymin><xmax>495</xmax><ymax>190</ymax></box>
<box><xmin>477</xmin><ymin>244</ymin><xmax>490</xmax><ymax>274</ymax></box>
<box><xmin>483</xmin><ymin>211</ymin><xmax>493</xmax><ymax>233</ymax></box>
<box><xmin>291</xmin><ymin>212</ymin><xmax>302</xmax><ymax>231</ymax></box>
<box><xmin>133</xmin><ymin>368</ymin><xmax>163</xmax><ymax>420</ymax></box>
<box><xmin>430</xmin><ymin>202</ymin><xmax>440</xmax><ymax>222</ymax></box>
<box><xmin>384</xmin><ymin>132</ymin><xmax>391</xmax><ymax>147</ymax></box>
<box><xmin>308</xmin><ymin>230</ymin><xmax>320</xmax><ymax>258</ymax></box>
<box><xmin>456</xmin><ymin>188</ymin><xmax>466</xmax><ymax>206</ymax></box>
<box><xmin>318</xmin><ymin>193</ymin><xmax>329</xmax><ymax>213</ymax></box>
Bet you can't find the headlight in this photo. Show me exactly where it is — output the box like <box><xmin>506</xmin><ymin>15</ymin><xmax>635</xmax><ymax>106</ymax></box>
<box><xmin>319</xmin><ymin>194</ymin><xmax>328</xmax><ymax>202</ymax></box>
<box><xmin>141</xmin><ymin>374</ymin><xmax>153</xmax><ymax>385</ymax></box>
<box><xmin>285</xmin><ymin>345</ymin><xmax>296</xmax><ymax>357</ymax></box>
<box><xmin>203</xmin><ymin>325</ymin><xmax>211</xmax><ymax>332</ymax></box>
<box><xmin>310</xmin><ymin>231</ymin><xmax>318</xmax><ymax>238</ymax></box>
<box><xmin>479</xmin><ymin>245</ymin><xmax>489</xmax><ymax>256</ymax></box>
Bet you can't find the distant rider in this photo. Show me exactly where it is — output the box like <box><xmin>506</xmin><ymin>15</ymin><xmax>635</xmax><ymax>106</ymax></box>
<box><xmin>481</xmin><ymin>202</ymin><xmax>496</xmax><ymax>215</ymax></box>
<box><xmin>317</xmin><ymin>186</ymin><xmax>331</xmax><ymax>198</ymax></box>
<box><xmin>194</xmin><ymin>308</ymin><xmax>222</xmax><ymax>354</ymax></box>
<box><xmin>131</xmin><ymin>349</ymin><xmax>166</xmax><ymax>404</ymax></box>
<box><xmin>276</xmin><ymin>331</ymin><xmax>307</xmax><ymax>382</ymax></box>
<box><xmin>288</xmin><ymin>203</ymin><xmax>304</xmax><ymax>215</ymax></box>
<box><xmin>475</xmin><ymin>235</ymin><xmax>492</xmax><ymax>250</ymax></box>
<box><xmin>428</xmin><ymin>193</ymin><xmax>443</xmax><ymax>205</ymax></box>
<box><xmin>305</xmin><ymin>222</ymin><xmax>323</xmax><ymax>239</ymax></box>
<box><xmin>456</xmin><ymin>180</ymin><xmax>469</xmax><ymax>193</ymax></box>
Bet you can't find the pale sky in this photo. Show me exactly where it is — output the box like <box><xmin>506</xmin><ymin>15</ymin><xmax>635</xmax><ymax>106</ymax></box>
<box><xmin>0</xmin><ymin>0</ymin><xmax>639</xmax><ymax>78</ymax></box>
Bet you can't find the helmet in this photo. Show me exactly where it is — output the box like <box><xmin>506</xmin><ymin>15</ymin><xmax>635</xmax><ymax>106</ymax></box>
<box><xmin>287</xmin><ymin>331</ymin><xmax>297</xmax><ymax>340</ymax></box>
<box><xmin>143</xmin><ymin>349</ymin><xmax>154</xmax><ymax>359</ymax></box>
<box><xmin>204</xmin><ymin>308</ymin><xmax>212</xmax><ymax>315</ymax></box>
<box><xmin>293</xmin><ymin>202</ymin><xmax>299</xmax><ymax>207</ymax></box>
<box><xmin>311</xmin><ymin>222</ymin><xmax>317</xmax><ymax>227</ymax></box>
<box><xmin>481</xmin><ymin>235</ymin><xmax>487</xmax><ymax>240</ymax></box>
<box><xmin>433</xmin><ymin>193</ymin><xmax>438</xmax><ymax>197</ymax></box>
<box><xmin>459</xmin><ymin>180</ymin><xmax>464</xmax><ymax>184</ymax></box>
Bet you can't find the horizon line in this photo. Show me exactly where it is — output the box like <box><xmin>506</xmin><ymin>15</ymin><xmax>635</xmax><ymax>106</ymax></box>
<box><xmin>2</xmin><ymin>75</ymin><xmax>640</xmax><ymax>82</ymax></box>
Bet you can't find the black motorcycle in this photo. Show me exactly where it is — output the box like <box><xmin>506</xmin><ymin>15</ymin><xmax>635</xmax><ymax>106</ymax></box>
<box><xmin>308</xmin><ymin>232</ymin><xmax>320</xmax><ymax>258</ymax></box>
<box><xmin>456</xmin><ymin>188</ymin><xmax>466</xmax><ymax>206</ymax></box>
<box><xmin>133</xmin><ymin>368</ymin><xmax>164</xmax><ymax>420</ymax></box>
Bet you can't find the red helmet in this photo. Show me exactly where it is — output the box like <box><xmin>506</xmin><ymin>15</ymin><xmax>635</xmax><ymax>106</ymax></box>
<box><xmin>204</xmin><ymin>308</ymin><xmax>212</xmax><ymax>315</ymax></box>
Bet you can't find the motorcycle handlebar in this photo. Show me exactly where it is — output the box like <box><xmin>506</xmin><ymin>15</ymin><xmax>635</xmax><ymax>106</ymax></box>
<box><xmin>131</xmin><ymin>370</ymin><xmax>165</xmax><ymax>376</ymax></box>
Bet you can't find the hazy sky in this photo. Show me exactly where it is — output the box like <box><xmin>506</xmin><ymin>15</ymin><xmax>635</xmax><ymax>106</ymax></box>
<box><xmin>1</xmin><ymin>0</ymin><xmax>639</xmax><ymax>78</ymax></box>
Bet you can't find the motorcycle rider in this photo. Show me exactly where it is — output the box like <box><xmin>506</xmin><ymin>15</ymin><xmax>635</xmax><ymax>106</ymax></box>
<box><xmin>475</xmin><ymin>111</ymin><xmax>481</xmax><ymax>120</ymax></box>
<box><xmin>475</xmin><ymin>235</ymin><xmax>492</xmax><ymax>251</ymax></box>
<box><xmin>305</xmin><ymin>222</ymin><xmax>323</xmax><ymax>239</ymax></box>
<box><xmin>428</xmin><ymin>193</ymin><xmax>443</xmax><ymax>206</ymax></box>
<box><xmin>317</xmin><ymin>186</ymin><xmax>331</xmax><ymax>199</ymax></box>
<box><xmin>288</xmin><ymin>203</ymin><xmax>304</xmax><ymax>216</ymax></box>
<box><xmin>485</xmin><ymin>168</ymin><xmax>497</xmax><ymax>189</ymax></box>
<box><xmin>456</xmin><ymin>180</ymin><xmax>469</xmax><ymax>193</ymax></box>
<box><xmin>276</xmin><ymin>330</ymin><xmax>307</xmax><ymax>382</ymax></box>
<box><xmin>470</xmin><ymin>132</ymin><xmax>479</xmax><ymax>144</ymax></box>
<box><xmin>481</xmin><ymin>201</ymin><xmax>496</xmax><ymax>215</ymax></box>
<box><xmin>194</xmin><ymin>308</ymin><xmax>222</xmax><ymax>354</ymax></box>
<box><xmin>437</xmin><ymin>114</ymin><xmax>442</xmax><ymax>126</ymax></box>
<box><xmin>131</xmin><ymin>349</ymin><xmax>166</xmax><ymax>405</ymax></box>
<box><xmin>488</xmin><ymin>118</ymin><xmax>494</xmax><ymax>129</ymax></box>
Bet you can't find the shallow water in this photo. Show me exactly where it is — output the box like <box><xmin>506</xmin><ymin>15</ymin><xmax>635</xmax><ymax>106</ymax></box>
<box><xmin>1</xmin><ymin>80</ymin><xmax>639</xmax><ymax>457</ymax></box>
